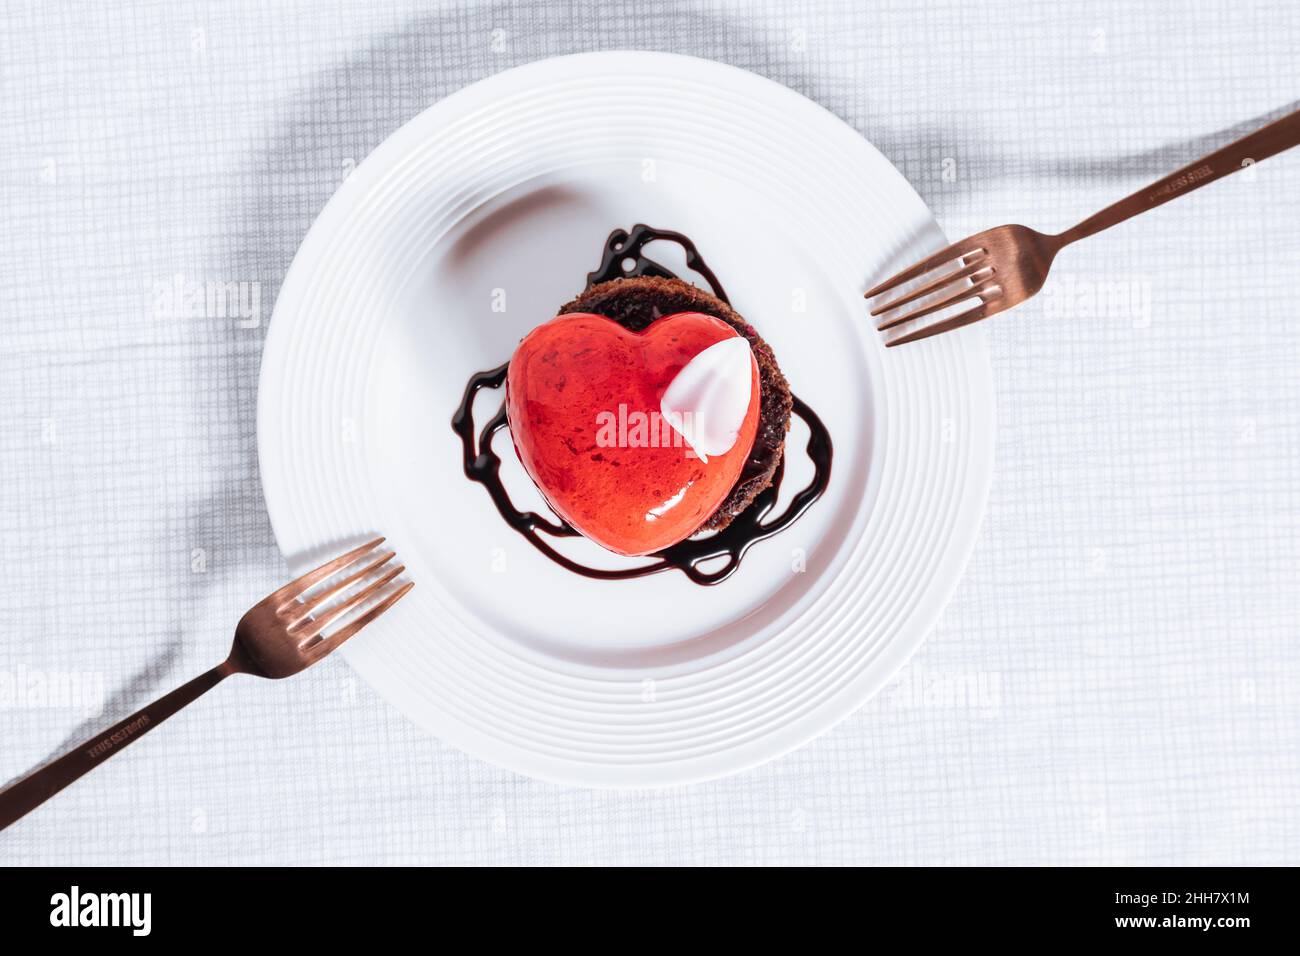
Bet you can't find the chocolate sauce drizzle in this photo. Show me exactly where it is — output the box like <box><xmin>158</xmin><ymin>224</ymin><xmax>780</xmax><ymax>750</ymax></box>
<box><xmin>451</xmin><ymin>224</ymin><xmax>833</xmax><ymax>585</ymax></box>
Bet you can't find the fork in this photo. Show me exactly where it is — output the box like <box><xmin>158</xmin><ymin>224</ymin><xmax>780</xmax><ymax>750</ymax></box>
<box><xmin>0</xmin><ymin>537</ymin><xmax>411</xmax><ymax>832</ymax></box>
<box><xmin>867</xmin><ymin>107</ymin><xmax>1300</xmax><ymax>346</ymax></box>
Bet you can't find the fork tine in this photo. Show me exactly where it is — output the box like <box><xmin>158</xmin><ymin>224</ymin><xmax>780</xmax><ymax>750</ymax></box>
<box><xmin>870</xmin><ymin>262</ymin><xmax>993</xmax><ymax>317</ymax></box>
<box><xmin>876</xmin><ymin>278</ymin><xmax>1000</xmax><ymax>331</ymax></box>
<box><xmin>289</xmin><ymin>550</ymin><xmax>397</xmax><ymax>618</ymax></box>
<box><xmin>294</xmin><ymin>563</ymin><xmax>405</xmax><ymax>638</ymax></box>
<box><xmin>305</xmin><ymin>581</ymin><xmax>414</xmax><ymax>657</ymax></box>
<box><xmin>271</xmin><ymin>537</ymin><xmax>384</xmax><ymax>609</ymax></box>
<box><xmin>864</xmin><ymin>243</ymin><xmax>984</xmax><ymax>300</ymax></box>
<box><xmin>885</xmin><ymin>302</ymin><xmax>992</xmax><ymax>348</ymax></box>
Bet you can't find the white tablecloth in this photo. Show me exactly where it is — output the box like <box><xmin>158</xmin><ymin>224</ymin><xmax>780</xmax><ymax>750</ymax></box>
<box><xmin>2</xmin><ymin>0</ymin><xmax>1297</xmax><ymax>865</ymax></box>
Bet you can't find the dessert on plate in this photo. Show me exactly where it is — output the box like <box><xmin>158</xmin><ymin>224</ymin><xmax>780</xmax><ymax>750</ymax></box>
<box><xmin>453</xmin><ymin>225</ymin><xmax>828</xmax><ymax>585</ymax></box>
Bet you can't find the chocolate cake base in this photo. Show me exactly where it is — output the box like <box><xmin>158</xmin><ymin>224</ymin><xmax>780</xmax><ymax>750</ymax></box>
<box><xmin>557</xmin><ymin>275</ymin><xmax>793</xmax><ymax>531</ymax></box>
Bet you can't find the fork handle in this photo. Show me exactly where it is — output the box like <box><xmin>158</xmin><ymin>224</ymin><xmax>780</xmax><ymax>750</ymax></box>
<box><xmin>0</xmin><ymin>662</ymin><xmax>234</xmax><ymax>832</ymax></box>
<box><xmin>1058</xmin><ymin>108</ymin><xmax>1300</xmax><ymax>245</ymax></box>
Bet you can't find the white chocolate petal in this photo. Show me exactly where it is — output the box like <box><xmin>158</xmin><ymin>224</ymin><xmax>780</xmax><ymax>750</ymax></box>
<box><xmin>659</xmin><ymin>336</ymin><xmax>754</xmax><ymax>464</ymax></box>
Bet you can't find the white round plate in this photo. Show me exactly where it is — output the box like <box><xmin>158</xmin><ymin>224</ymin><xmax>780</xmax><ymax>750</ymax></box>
<box><xmin>258</xmin><ymin>51</ymin><xmax>994</xmax><ymax>787</ymax></box>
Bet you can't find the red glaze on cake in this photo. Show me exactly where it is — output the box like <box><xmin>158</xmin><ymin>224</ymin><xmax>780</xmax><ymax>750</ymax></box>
<box><xmin>506</xmin><ymin>311</ymin><xmax>761</xmax><ymax>556</ymax></box>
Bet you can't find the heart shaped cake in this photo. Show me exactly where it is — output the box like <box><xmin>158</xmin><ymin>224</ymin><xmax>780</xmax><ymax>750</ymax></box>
<box><xmin>506</xmin><ymin>276</ymin><xmax>793</xmax><ymax>557</ymax></box>
<box><xmin>508</xmin><ymin>310</ymin><xmax>759</xmax><ymax>555</ymax></box>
